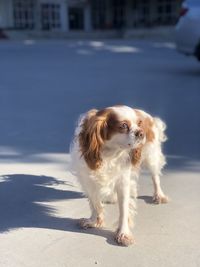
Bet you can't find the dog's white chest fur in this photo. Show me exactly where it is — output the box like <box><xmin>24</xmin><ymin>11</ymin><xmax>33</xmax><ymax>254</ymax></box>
<box><xmin>71</xmin><ymin>143</ymin><xmax>132</xmax><ymax>200</ymax></box>
<box><xmin>94</xmin><ymin>149</ymin><xmax>132</xmax><ymax>195</ymax></box>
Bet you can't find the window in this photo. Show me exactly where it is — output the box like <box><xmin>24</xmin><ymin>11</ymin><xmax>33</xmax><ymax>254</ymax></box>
<box><xmin>113</xmin><ymin>0</ymin><xmax>126</xmax><ymax>28</ymax></box>
<box><xmin>69</xmin><ymin>8</ymin><xmax>84</xmax><ymax>30</ymax></box>
<box><xmin>41</xmin><ymin>3</ymin><xmax>61</xmax><ymax>31</ymax></box>
<box><xmin>13</xmin><ymin>0</ymin><xmax>35</xmax><ymax>29</ymax></box>
<box><xmin>131</xmin><ymin>0</ymin><xmax>180</xmax><ymax>27</ymax></box>
<box><xmin>131</xmin><ymin>0</ymin><xmax>151</xmax><ymax>27</ymax></box>
<box><xmin>91</xmin><ymin>0</ymin><xmax>107</xmax><ymax>29</ymax></box>
<box><xmin>156</xmin><ymin>0</ymin><xmax>178</xmax><ymax>25</ymax></box>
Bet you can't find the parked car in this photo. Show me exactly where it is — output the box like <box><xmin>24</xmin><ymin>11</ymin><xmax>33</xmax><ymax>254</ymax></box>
<box><xmin>175</xmin><ymin>0</ymin><xmax>200</xmax><ymax>61</ymax></box>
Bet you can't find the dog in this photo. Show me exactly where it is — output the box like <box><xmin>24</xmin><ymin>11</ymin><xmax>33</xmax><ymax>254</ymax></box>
<box><xmin>70</xmin><ymin>105</ymin><xmax>168</xmax><ymax>246</ymax></box>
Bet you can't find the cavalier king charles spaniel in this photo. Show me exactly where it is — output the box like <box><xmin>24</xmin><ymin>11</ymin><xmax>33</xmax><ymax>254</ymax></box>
<box><xmin>70</xmin><ymin>105</ymin><xmax>168</xmax><ymax>246</ymax></box>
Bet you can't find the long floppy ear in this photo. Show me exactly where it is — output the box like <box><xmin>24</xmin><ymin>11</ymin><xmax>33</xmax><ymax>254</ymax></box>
<box><xmin>134</xmin><ymin>109</ymin><xmax>155</xmax><ymax>142</ymax></box>
<box><xmin>79</xmin><ymin>110</ymin><xmax>108</xmax><ymax>170</ymax></box>
<box><xmin>130</xmin><ymin>146</ymin><xmax>143</xmax><ymax>166</ymax></box>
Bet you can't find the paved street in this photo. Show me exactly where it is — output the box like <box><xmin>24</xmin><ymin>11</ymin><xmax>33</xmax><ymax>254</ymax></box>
<box><xmin>0</xmin><ymin>39</ymin><xmax>200</xmax><ymax>267</ymax></box>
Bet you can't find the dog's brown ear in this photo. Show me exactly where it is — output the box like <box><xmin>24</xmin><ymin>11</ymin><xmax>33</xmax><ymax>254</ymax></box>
<box><xmin>79</xmin><ymin>110</ymin><xmax>108</xmax><ymax>170</ymax></box>
<box><xmin>130</xmin><ymin>146</ymin><xmax>142</xmax><ymax>166</ymax></box>
<box><xmin>134</xmin><ymin>109</ymin><xmax>155</xmax><ymax>142</ymax></box>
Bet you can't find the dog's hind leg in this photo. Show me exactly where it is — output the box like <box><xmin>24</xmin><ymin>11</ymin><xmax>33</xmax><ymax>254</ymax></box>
<box><xmin>145</xmin><ymin>144</ymin><xmax>169</xmax><ymax>204</ymax></box>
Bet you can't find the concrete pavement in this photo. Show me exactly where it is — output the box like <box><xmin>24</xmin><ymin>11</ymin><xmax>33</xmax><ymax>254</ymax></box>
<box><xmin>0</xmin><ymin>39</ymin><xmax>200</xmax><ymax>267</ymax></box>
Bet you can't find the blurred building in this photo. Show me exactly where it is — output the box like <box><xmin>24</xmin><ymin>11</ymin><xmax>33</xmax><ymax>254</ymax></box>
<box><xmin>0</xmin><ymin>0</ymin><xmax>181</xmax><ymax>33</ymax></box>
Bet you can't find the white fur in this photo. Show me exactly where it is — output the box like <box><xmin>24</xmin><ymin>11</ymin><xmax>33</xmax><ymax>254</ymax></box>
<box><xmin>70</xmin><ymin>106</ymin><xmax>168</xmax><ymax>246</ymax></box>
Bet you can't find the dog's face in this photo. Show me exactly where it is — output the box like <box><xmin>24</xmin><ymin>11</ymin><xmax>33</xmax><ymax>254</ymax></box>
<box><xmin>79</xmin><ymin>105</ymin><xmax>154</xmax><ymax>170</ymax></box>
<box><xmin>103</xmin><ymin>106</ymin><xmax>145</xmax><ymax>150</ymax></box>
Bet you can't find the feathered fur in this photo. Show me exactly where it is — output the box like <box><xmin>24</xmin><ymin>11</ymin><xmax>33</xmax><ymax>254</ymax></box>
<box><xmin>70</xmin><ymin>105</ymin><xmax>168</xmax><ymax>246</ymax></box>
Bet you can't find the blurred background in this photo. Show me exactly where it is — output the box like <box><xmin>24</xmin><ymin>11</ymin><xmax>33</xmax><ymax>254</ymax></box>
<box><xmin>0</xmin><ymin>0</ymin><xmax>181</xmax><ymax>38</ymax></box>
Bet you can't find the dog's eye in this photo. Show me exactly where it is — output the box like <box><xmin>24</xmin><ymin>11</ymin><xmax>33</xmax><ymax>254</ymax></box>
<box><xmin>138</xmin><ymin>120</ymin><xmax>142</xmax><ymax>126</ymax></box>
<box><xmin>121</xmin><ymin>123</ymin><xmax>129</xmax><ymax>130</ymax></box>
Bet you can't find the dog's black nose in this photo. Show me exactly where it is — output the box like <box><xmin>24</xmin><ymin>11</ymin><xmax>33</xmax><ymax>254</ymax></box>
<box><xmin>135</xmin><ymin>129</ymin><xmax>144</xmax><ymax>139</ymax></box>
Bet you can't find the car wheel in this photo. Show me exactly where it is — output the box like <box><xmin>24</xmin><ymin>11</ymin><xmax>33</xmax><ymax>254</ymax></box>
<box><xmin>195</xmin><ymin>42</ymin><xmax>200</xmax><ymax>61</ymax></box>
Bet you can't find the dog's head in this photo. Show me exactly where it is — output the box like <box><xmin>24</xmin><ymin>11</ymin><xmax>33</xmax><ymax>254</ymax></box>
<box><xmin>79</xmin><ymin>105</ymin><xmax>154</xmax><ymax>170</ymax></box>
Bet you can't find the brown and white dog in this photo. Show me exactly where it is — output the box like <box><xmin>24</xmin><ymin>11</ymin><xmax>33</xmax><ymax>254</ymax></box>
<box><xmin>70</xmin><ymin>105</ymin><xmax>168</xmax><ymax>246</ymax></box>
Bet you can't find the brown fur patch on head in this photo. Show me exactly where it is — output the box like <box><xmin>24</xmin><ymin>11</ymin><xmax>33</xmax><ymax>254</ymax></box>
<box><xmin>103</xmin><ymin>111</ymin><xmax>131</xmax><ymax>138</ymax></box>
<box><xmin>134</xmin><ymin>109</ymin><xmax>155</xmax><ymax>142</ymax></box>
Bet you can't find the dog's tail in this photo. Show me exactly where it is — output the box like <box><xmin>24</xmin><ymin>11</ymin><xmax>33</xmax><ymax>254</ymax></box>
<box><xmin>154</xmin><ymin>117</ymin><xmax>167</xmax><ymax>143</ymax></box>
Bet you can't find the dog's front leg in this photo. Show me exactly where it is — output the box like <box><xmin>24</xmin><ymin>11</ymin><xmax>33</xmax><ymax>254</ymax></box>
<box><xmin>79</xmin><ymin>195</ymin><xmax>104</xmax><ymax>229</ymax></box>
<box><xmin>115</xmin><ymin>173</ymin><xmax>134</xmax><ymax>246</ymax></box>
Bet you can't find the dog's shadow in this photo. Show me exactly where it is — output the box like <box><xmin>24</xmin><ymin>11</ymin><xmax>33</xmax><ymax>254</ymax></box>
<box><xmin>137</xmin><ymin>195</ymin><xmax>154</xmax><ymax>204</ymax></box>
<box><xmin>0</xmin><ymin>174</ymin><xmax>119</xmax><ymax>246</ymax></box>
<box><xmin>65</xmin><ymin>218</ymin><xmax>120</xmax><ymax>246</ymax></box>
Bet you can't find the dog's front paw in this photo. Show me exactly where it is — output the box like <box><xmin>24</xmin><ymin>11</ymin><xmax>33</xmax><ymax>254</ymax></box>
<box><xmin>153</xmin><ymin>193</ymin><xmax>169</xmax><ymax>204</ymax></box>
<box><xmin>79</xmin><ymin>217</ymin><xmax>104</xmax><ymax>229</ymax></box>
<box><xmin>115</xmin><ymin>231</ymin><xmax>134</xmax><ymax>246</ymax></box>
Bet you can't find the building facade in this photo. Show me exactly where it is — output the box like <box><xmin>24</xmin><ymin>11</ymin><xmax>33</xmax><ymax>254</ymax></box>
<box><xmin>0</xmin><ymin>0</ymin><xmax>182</xmax><ymax>33</ymax></box>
